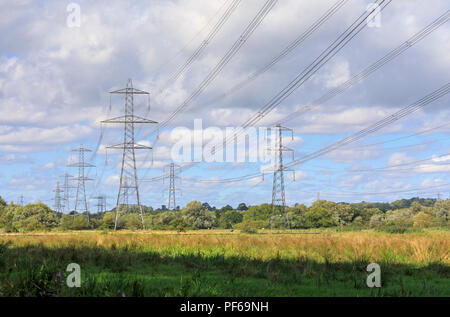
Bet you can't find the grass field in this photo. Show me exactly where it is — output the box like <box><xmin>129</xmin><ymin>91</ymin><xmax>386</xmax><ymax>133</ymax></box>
<box><xmin>0</xmin><ymin>229</ymin><xmax>449</xmax><ymax>297</ymax></box>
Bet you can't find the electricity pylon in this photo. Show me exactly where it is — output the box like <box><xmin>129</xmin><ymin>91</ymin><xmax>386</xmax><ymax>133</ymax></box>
<box><xmin>60</xmin><ymin>172</ymin><xmax>75</xmax><ymax>213</ymax></box>
<box><xmin>94</xmin><ymin>195</ymin><xmax>106</xmax><ymax>213</ymax></box>
<box><xmin>68</xmin><ymin>145</ymin><xmax>95</xmax><ymax>221</ymax></box>
<box><xmin>18</xmin><ymin>195</ymin><xmax>24</xmax><ymax>206</ymax></box>
<box><xmin>101</xmin><ymin>78</ymin><xmax>157</xmax><ymax>230</ymax></box>
<box><xmin>267</xmin><ymin>124</ymin><xmax>295</xmax><ymax>229</ymax></box>
<box><xmin>163</xmin><ymin>163</ymin><xmax>181</xmax><ymax>210</ymax></box>
<box><xmin>53</xmin><ymin>182</ymin><xmax>64</xmax><ymax>213</ymax></box>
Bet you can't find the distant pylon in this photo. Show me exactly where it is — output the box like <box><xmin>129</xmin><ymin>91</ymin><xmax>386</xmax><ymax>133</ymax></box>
<box><xmin>61</xmin><ymin>172</ymin><xmax>75</xmax><ymax>213</ymax></box>
<box><xmin>163</xmin><ymin>163</ymin><xmax>181</xmax><ymax>210</ymax></box>
<box><xmin>94</xmin><ymin>195</ymin><xmax>106</xmax><ymax>213</ymax></box>
<box><xmin>268</xmin><ymin>124</ymin><xmax>295</xmax><ymax>229</ymax></box>
<box><xmin>101</xmin><ymin>78</ymin><xmax>157</xmax><ymax>230</ymax></box>
<box><xmin>18</xmin><ymin>195</ymin><xmax>24</xmax><ymax>206</ymax></box>
<box><xmin>53</xmin><ymin>182</ymin><xmax>64</xmax><ymax>213</ymax></box>
<box><xmin>68</xmin><ymin>144</ymin><xmax>95</xmax><ymax>221</ymax></box>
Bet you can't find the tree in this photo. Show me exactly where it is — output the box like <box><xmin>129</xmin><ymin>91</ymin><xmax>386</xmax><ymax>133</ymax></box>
<box><xmin>385</xmin><ymin>208</ymin><xmax>413</xmax><ymax>227</ymax></box>
<box><xmin>433</xmin><ymin>200</ymin><xmax>449</xmax><ymax>222</ymax></box>
<box><xmin>333</xmin><ymin>203</ymin><xmax>356</xmax><ymax>225</ymax></box>
<box><xmin>413</xmin><ymin>211</ymin><xmax>433</xmax><ymax>228</ymax></box>
<box><xmin>236</xmin><ymin>203</ymin><xmax>248</xmax><ymax>211</ymax></box>
<box><xmin>219</xmin><ymin>210</ymin><xmax>243</xmax><ymax>228</ymax></box>
<box><xmin>182</xmin><ymin>201</ymin><xmax>216</xmax><ymax>229</ymax></box>
<box><xmin>12</xmin><ymin>202</ymin><xmax>58</xmax><ymax>231</ymax></box>
<box><xmin>242</xmin><ymin>204</ymin><xmax>272</xmax><ymax>223</ymax></box>
<box><xmin>410</xmin><ymin>201</ymin><xmax>423</xmax><ymax>214</ymax></box>
<box><xmin>202</xmin><ymin>202</ymin><xmax>214</xmax><ymax>211</ymax></box>
<box><xmin>0</xmin><ymin>203</ymin><xmax>21</xmax><ymax>231</ymax></box>
<box><xmin>369</xmin><ymin>214</ymin><xmax>385</xmax><ymax>228</ymax></box>
<box><xmin>0</xmin><ymin>196</ymin><xmax>6</xmax><ymax>207</ymax></box>
<box><xmin>125</xmin><ymin>214</ymin><xmax>142</xmax><ymax>230</ymax></box>
<box><xmin>215</xmin><ymin>205</ymin><xmax>233</xmax><ymax>221</ymax></box>
<box><xmin>357</xmin><ymin>208</ymin><xmax>382</xmax><ymax>223</ymax></box>
<box><xmin>100</xmin><ymin>211</ymin><xmax>122</xmax><ymax>229</ymax></box>
<box><xmin>303</xmin><ymin>206</ymin><xmax>335</xmax><ymax>228</ymax></box>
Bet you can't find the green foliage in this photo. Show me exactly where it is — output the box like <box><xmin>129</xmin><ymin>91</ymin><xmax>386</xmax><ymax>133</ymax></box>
<box><xmin>303</xmin><ymin>206</ymin><xmax>335</xmax><ymax>228</ymax></box>
<box><xmin>182</xmin><ymin>201</ymin><xmax>216</xmax><ymax>229</ymax></box>
<box><xmin>433</xmin><ymin>200</ymin><xmax>449</xmax><ymax>221</ymax></box>
<box><xmin>218</xmin><ymin>210</ymin><xmax>243</xmax><ymax>228</ymax></box>
<box><xmin>242</xmin><ymin>204</ymin><xmax>271</xmax><ymax>223</ymax></box>
<box><xmin>239</xmin><ymin>222</ymin><xmax>258</xmax><ymax>233</ymax></box>
<box><xmin>10</xmin><ymin>202</ymin><xmax>58</xmax><ymax>231</ymax></box>
<box><xmin>0</xmin><ymin>196</ymin><xmax>6</xmax><ymax>207</ymax></box>
<box><xmin>125</xmin><ymin>214</ymin><xmax>142</xmax><ymax>230</ymax></box>
<box><xmin>100</xmin><ymin>212</ymin><xmax>117</xmax><ymax>229</ymax></box>
<box><xmin>60</xmin><ymin>214</ymin><xmax>92</xmax><ymax>230</ymax></box>
<box><xmin>236</xmin><ymin>203</ymin><xmax>248</xmax><ymax>211</ymax></box>
<box><xmin>413</xmin><ymin>212</ymin><xmax>433</xmax><ymax>228</ymax></box>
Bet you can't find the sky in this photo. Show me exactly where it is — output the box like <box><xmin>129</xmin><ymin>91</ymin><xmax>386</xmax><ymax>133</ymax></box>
<box><xmin>0</xmin><ymin>0</ymin><xmax>449</xmax><ymax>211</ymax></box>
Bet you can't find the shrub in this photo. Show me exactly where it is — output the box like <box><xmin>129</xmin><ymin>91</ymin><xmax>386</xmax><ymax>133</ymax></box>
<box><xmin>240</xmin><ymin>222</ymin><xmax>258</xmax><ymax>234</ymax></box>
<box><xmin>413</xmin><ymin>212</ymin><xmax>433</xmax><ymax>228</ymax></box>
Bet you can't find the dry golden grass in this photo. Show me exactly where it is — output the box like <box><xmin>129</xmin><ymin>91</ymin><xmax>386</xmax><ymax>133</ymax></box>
<box><xmin>1</xmin><ymin>229</ymin><xmax>448</xmax><ymax>266</ymax></box>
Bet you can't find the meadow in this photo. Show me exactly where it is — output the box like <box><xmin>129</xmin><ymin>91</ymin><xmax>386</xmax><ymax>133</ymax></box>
<box><xmin>0</xmin><ymin>229</ymin><xmax>448</xmax><ymax>297</ymax></box>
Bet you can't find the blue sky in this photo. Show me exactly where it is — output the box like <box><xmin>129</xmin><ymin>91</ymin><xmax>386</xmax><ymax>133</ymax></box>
<box><xmin>0</xmin><ymin>0</ymin><xmax>449</xmax><ymax>211</ymax></box>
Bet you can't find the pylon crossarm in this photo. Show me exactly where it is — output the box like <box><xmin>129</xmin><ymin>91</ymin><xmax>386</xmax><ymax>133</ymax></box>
<box><xmin>101</xmin><ymin>115</ymin><xmax>157</xmax><ymax>124</ymax></box>
<box><xmin>109</xmin><ymin>88</ymin><xmax>149</xmax><ymax>94</ymax></box>
<box><xmin>106</xmin><ymin>143</ymin><xmax>152</xmax><ymax>150</ymax></box>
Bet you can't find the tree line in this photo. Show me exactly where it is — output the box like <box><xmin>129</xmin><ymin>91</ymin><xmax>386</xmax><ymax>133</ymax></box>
<box><xmin>0</xmin><ymin>195</ymin><xmax>448</xmax><ymax>233</ymax></box>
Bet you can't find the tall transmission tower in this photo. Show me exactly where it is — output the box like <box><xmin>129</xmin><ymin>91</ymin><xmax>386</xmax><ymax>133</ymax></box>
<box><xmin>163</xmin><ymin>163</ymin><xmax>181</xmax><ymax>210</ymax></box>
<box><xmin>68</xmin><ymin>145</ymin><xmax>95</xmax><ymax>221</ymax></box>
<box><xmin>94</xmin><ymin>195</ymin><xmax>106</xmax><ymax>213</ymax></box>
<box><xmin>101</xmin><ymin>78</ymin><xmax>157</xmax><ymax>230</ymax></box>
<box><xmin>18</xmin><ymin>195</ymin><xmax>24</xmax><ymax>206</ymax></box>
<box><xmin>267</xmin><ymin>124</ymin><xmax>295</xmax><ymax>229</ymax></box>
<box><xmin>61</xmin><ymin>172</ymin><xmax>75</xmax><ymax>213</ymax></box>
<box><xmin>53</xmin><ymin>182</ymin><xmax>64</xmax><ymax>213</ymax></box>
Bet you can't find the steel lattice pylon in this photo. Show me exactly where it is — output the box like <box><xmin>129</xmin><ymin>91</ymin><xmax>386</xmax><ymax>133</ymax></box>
<box><xmin>68</xmin><ymin>145</ymin><xmax>95</xmax><ymax>221</ymax></box>
<box><xmin>164</xmin><ymin>163</ymin><xmax>181</xmax><ymax>210</ymax></box>
<box><xmin>101</xmin><ymin>78</ymin><xmax>157</xmax><ymax>230</ymax></box>
<box><xmin>53</xmin><ymin>182</ymin><xmax>64</xmax><ymax>213</ymax></box>
<box><xmin>94</xmin><ymin>195</ymin><xmax>106</xmax><ymax>213</ymax></box>
<box><xmin>268</xmin><ymin>124</ymin><xmax>295</xmax><ymax>229</ymax></box>
<box><xmin>61</xmin><ymin>172</ymin><xmax>75</xmax><ymax>213</ymax></box>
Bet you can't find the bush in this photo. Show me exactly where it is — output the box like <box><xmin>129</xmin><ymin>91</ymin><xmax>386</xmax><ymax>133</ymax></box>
<box><xmin>413</xmin><ymin>212</ymin><xmax>433</xmax><ymax>228</ymax></box>
<box><xmin>239</xmin><ymin>222</ymin><xmax>258</xmax><ymax>234</ymax></box>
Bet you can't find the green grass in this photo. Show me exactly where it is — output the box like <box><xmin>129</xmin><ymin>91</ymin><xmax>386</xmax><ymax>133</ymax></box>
<box><xmin>0</xmin><ymin>230</ymin><xmax>448</xmax><ymax>297</ymax></box>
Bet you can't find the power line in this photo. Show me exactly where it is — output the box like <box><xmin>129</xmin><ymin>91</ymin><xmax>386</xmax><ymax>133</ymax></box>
<box><xmin>277</xmin><ymin>10</ymin><xmax>450</xmax><ymax>125</ymax></box>
<box><xmin>153</xmin><ymin>0</ymin><xmax>241</xmax><ymax>98</ymax></box>
<box><xmin>196</xmin><ymin>0</ymin><xmax>349</xmax><ymax>110</ymax></box>
<box><xmin>143</xmin><ymin>0</ymin><xmax>278</xmax><ymax>141</ymax></box>
<box><xmin>141</xmin><ymin>0</ymin><xmax>392</xmax><ymax>184</ymax></box>
<box><xmin>190</xmin><ymin>83</ymin><xmax>450</xmax><ymax>184</ymax></box>
<box><xmin>152</xmin><ymin>0</ymin><xmax>238</xmax><ymax>76</ymax></box>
